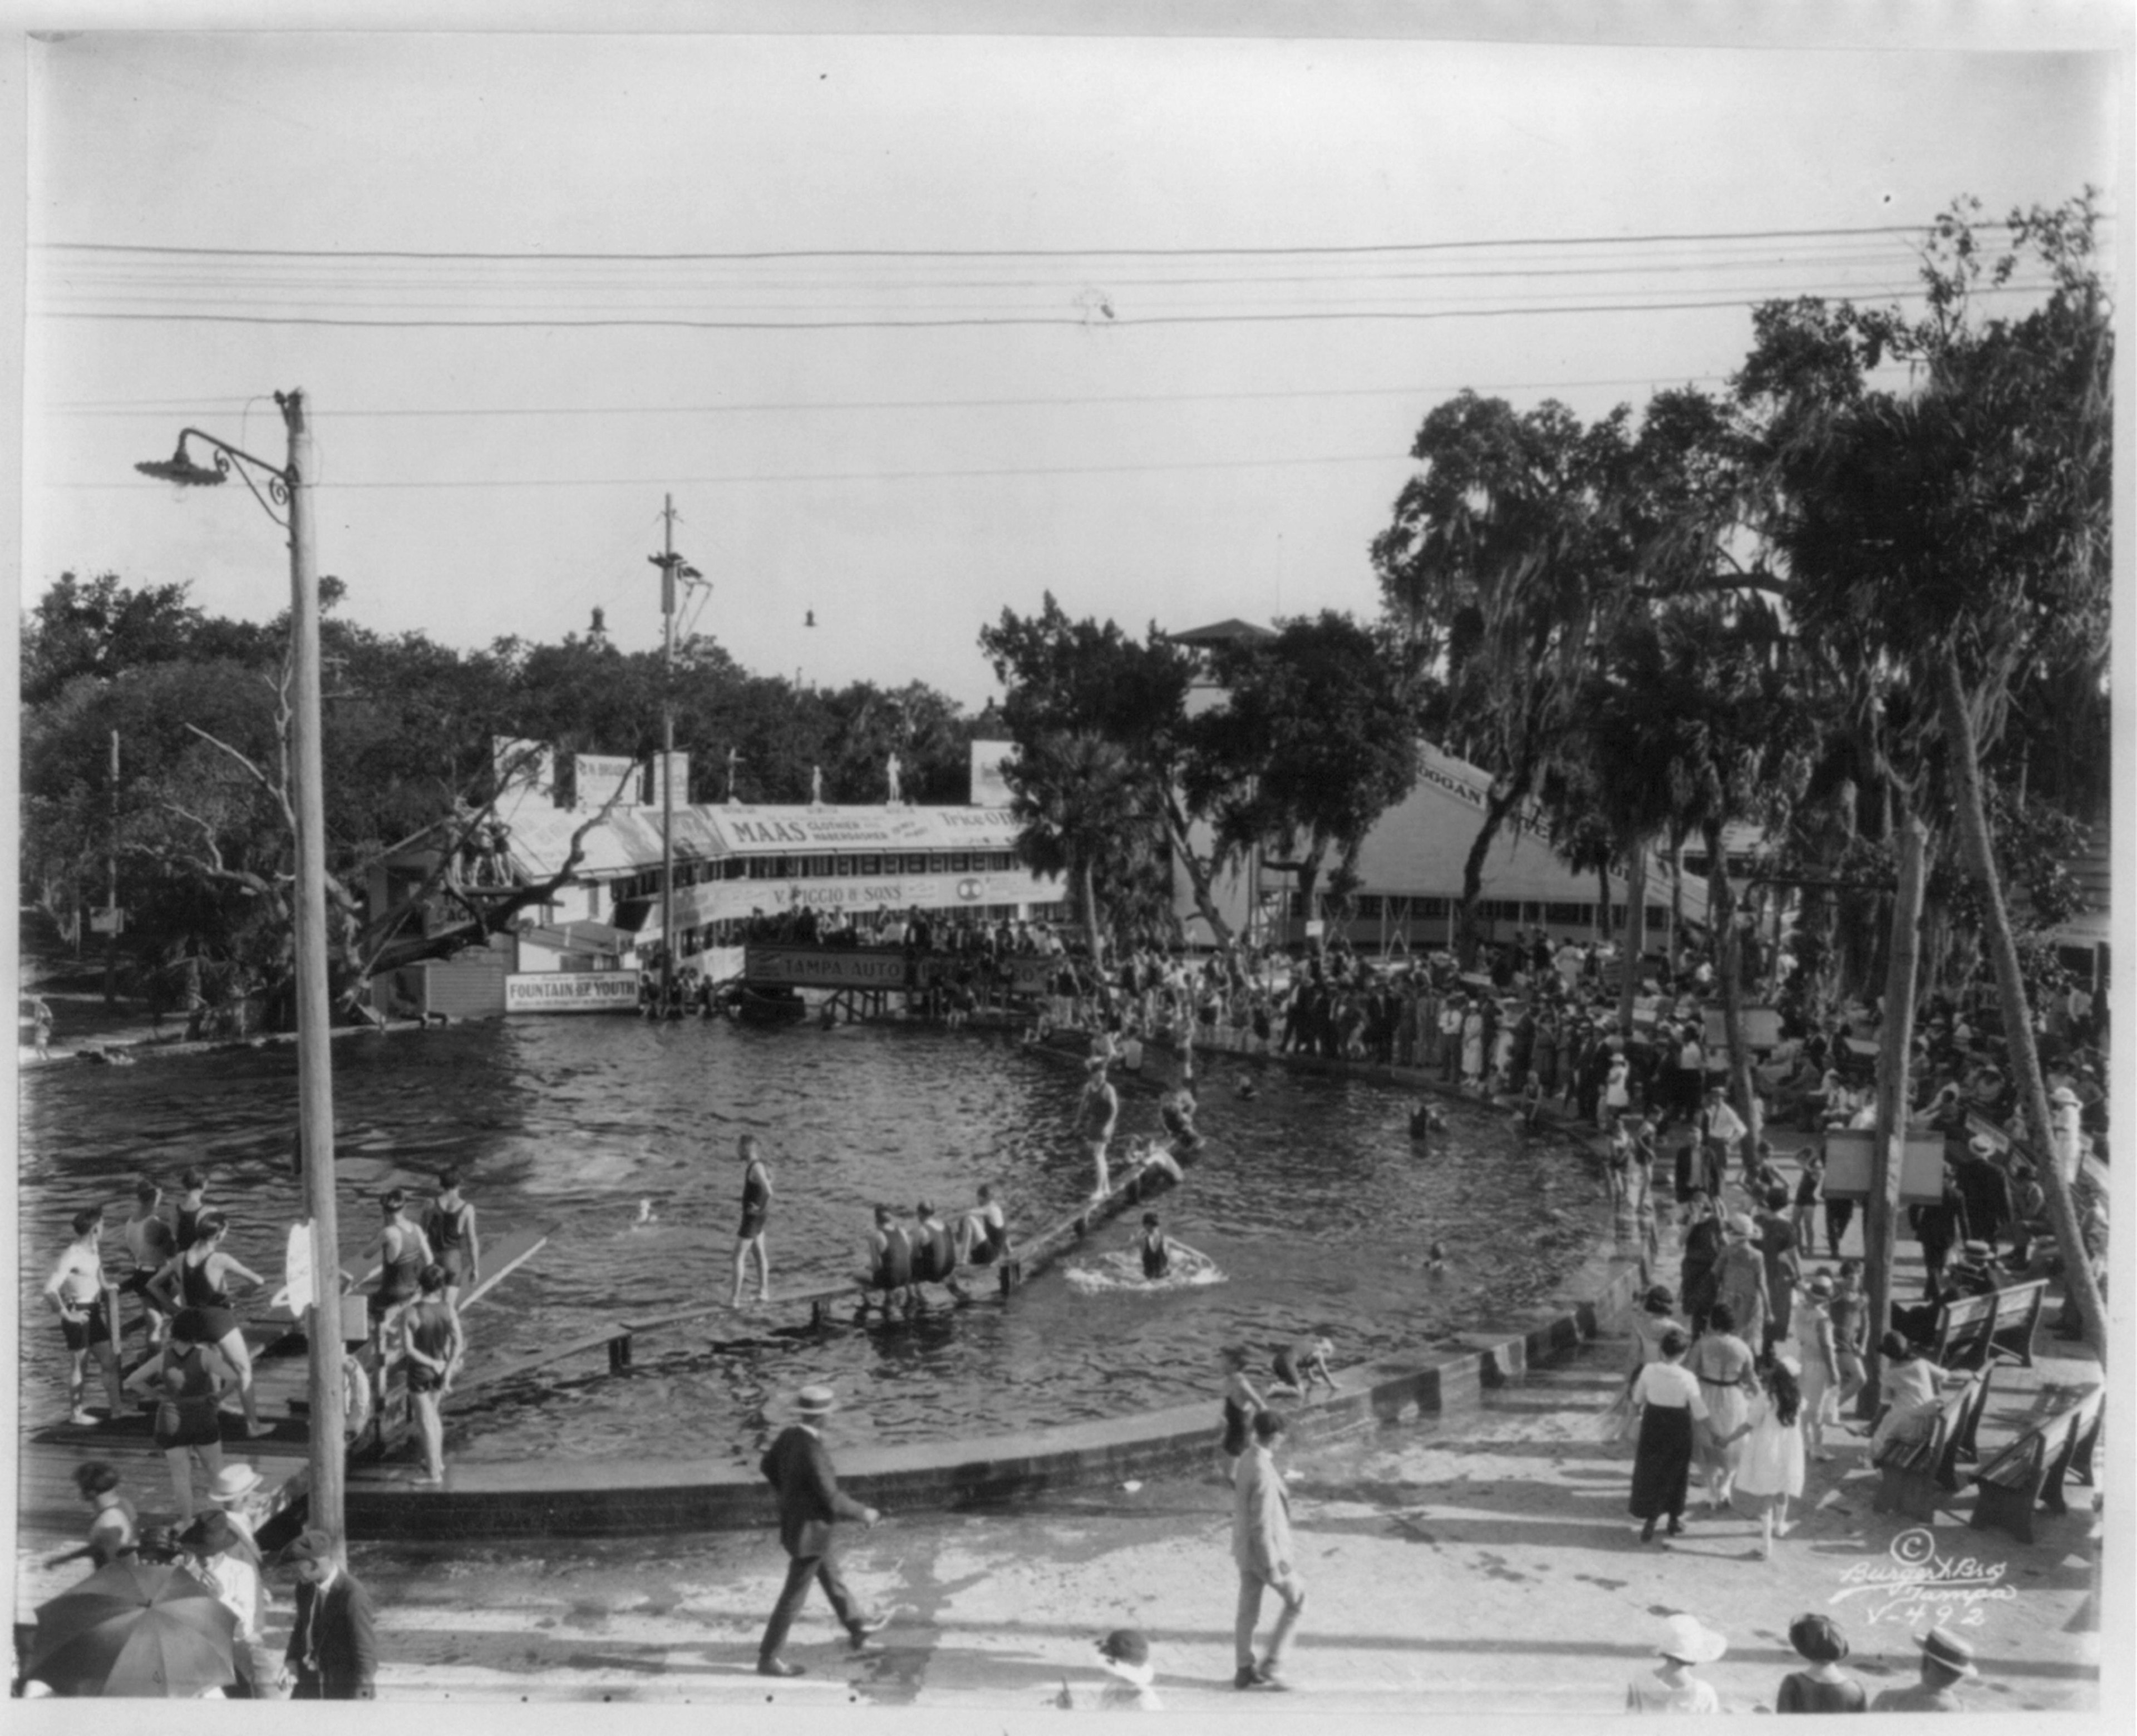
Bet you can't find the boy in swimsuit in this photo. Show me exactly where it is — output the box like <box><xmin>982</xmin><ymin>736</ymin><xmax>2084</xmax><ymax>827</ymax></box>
<box><xmin>910</xmin><ymin>1201</ymin><xmax>959</xmax><ymax>1295</ymax></box>
<box><xmin>856</xmin><ymin>1205</ymin><xmax>914</xmax><ymax>1312</ymax></box>
<box><xmin>401</xmin><ymin>1264</ymin><xmax>462</xmax><ymax>1485</ymax></box>
<box><xmin>174</xmin><ymin>1168</ymin><xmax>210</xmax><ymax>1252</ymax></box>
<box><xmin>46</xmin><ymin>1206</ymin><xmax>125</xmax><ymax>1425</ymax></box>
<box><xmin>1269</xmin><ymin>1335</ymin><xmax>1337</xmax><ymax>1398</ymax></box>
<box><xmin>1078</xmin><ymin>1059</ymin><xmax>1120</xmax><ymax>1200</ymax></box>
<box><xmin>1131</xmin><ymin>1212</ymin><xmax>1176</xmax><ymax>1281</ymax></box>
<box><xmin>954</xmin><ymin>1183</ymin><xmax>1008</xmax><ymax>1278</ymax></box>
<box><xmin>731</xmin><ymin>1135</ymin><xmax>773</xmax><ymax>1306</ymax></box>
<box><xmin>122</xmin><ymin>1179</ymin><xmax>179</xmax><ymax>1349</ymax></box>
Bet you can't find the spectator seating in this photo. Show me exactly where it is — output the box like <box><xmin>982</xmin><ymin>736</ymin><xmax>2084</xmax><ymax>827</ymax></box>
<box><xmin>1968</xmin><ymin>1386</ymin><xmax>2105</xmax><ymax>1545</ymax></box>
<box><xmin>1872</xmin><ymin>1365</ymin><xmax>1995</xmax><ymax>1523</ymax></box>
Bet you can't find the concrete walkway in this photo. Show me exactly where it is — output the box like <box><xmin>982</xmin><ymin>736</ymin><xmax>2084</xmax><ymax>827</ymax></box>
<box><xmin>338</xmin><ymin>1299</ymin><xmax>2102</xmax><ymax>1713</ymax></box>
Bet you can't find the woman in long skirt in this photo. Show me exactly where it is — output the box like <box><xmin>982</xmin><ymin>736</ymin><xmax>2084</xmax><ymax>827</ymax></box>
<box><xmin>1627</xmin><ymin>1327</ymin><xmax>1709</xmax><ymax>1543</ymax></box>
<box><xmin>1712</xmin><ymin>1213</ymin><xmax>1770</xmax><ymax>1352</ymax></box>
<box><xmin>1685</xmin><ymin>1300</ymin><xmax>1757</xmax><ymax>1510</ymax></box>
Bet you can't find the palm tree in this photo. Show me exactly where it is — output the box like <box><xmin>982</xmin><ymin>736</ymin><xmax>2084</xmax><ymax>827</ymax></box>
<box><xmin>1006</xmin><ymin>729</ymin><xmax>1152</xmax><ymax>970</ymax></box>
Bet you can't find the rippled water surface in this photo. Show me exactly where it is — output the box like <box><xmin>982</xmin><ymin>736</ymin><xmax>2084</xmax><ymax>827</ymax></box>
<box><xmin>19</xmin><ymin>1018</ymin><xmax>1604</xmax><ymax>1464</ymax></box>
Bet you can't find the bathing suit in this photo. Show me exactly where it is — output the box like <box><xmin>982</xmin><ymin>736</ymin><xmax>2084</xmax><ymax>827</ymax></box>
<box><xmin>871</xmin><ymin>1227</ymin><xmax>913</xmax><ymax>1290</ymax></box>
<box><xmin>1140</xmin><ymin>1232</ymin><xmax>1170</xmax><ymax>1280</ymax></box>
<box><xmin>969</xmin><ymin>1209</ymin><xmax>1008</xmax><ymax>1266</ymax></box>
<box><xmin>176</xmin><ymin>1202</ymin><xmax>206</xmax><ymax>1251</ymax></box>
<box><xmin>179</xmin><ymin>1255</ymin><xmax>241</xmax><ymax>1343</ymax></box>
<box><xmin>152</xmin><ymin>1342</ymin><xmax>223</xmax><ymax>1449</ymax></box>
<box><xmin>1220</xmin><ymin>1393</ymin><xmax>1254</xmax><ymax>1458</ymax></box>
<box><xmin>737</xmin><ymin>1164</ymin><xmax>770</xmax><ymax>1240</ymax></box>
<box><xmin>425</xmin><ymin>1201</ymin><xmax>474</xmax><ymax>1286</ymax></box>
<box><xmin>914</xmin><ymin>1222</ymin><xmax>956</xmax><ymax>1285</ymax></box>
<box><xmin>372</xmin><ymin>1225</ymin><xmax>423</xmax><ymax>1325</ymax></box>
<box><xmin>1272</xmin><ymin>1347</ymin><xmax>1303</xmax><ymax>1388</ymax></box>
<box><xmin>405</xmin><ymin>1300</ymin><xmax>456</xmax><ymax>1394</ymax></box>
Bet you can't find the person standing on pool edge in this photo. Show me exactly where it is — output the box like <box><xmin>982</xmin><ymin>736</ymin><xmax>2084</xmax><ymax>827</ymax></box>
<box><xmin>757</xmin><ymin>1385</ymin><xmax>890</xmax><ymax>1677</ymax></box>
<box><xmin>45</xmin><ymin>1205</ymin><xmax>125</xmax><ymax>1426</ymax></box>
<box><xmin>1077</xmin><ymin>1057</ymin><xmax>1120</xmax><ymax>1200</ymax></box>
<box><xmin>424</xmin><ymin>1170</ymin><xmax>480</xmax><ymax>1311</ymax></box>
<box><xmin>731</xmin><ymin>1134</ymin><xmax>773</xmax><ymax>1306</ymax></box>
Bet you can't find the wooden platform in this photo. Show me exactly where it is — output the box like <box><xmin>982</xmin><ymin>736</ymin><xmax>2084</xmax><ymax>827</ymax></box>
<box><xmin>16</xmin><ymin>1223</ymin><xmax>550</xmax><ymax>1591</ymax></box>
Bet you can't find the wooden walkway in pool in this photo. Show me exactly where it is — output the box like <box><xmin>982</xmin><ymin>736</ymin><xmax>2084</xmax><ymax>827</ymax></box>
<box><xmin>14</xmin><ymin>1224</ymin><xmax>550</xmax><ymax>1601</ymax></box>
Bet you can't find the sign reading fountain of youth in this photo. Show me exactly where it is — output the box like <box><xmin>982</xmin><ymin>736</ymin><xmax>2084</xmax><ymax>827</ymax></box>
<box><xmin>505</xmin><ymin>971</ymin><xmax>641</xmax><ymax>1013</ymax></box>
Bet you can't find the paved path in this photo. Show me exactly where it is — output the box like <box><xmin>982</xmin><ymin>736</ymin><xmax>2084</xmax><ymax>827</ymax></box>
<box><xmin>327</xmin><ymin>1295</ymin><xmax>2101</xmax><ymax>1712</ymax></box>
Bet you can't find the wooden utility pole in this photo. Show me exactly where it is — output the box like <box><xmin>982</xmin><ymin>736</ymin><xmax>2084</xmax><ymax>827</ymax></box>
<box><xmin>103</xmin><ymin>730</ymin><xmax>120</xmax><ymax>1007</ymax></box>
<box><xmin>658</xmin><ymin>494</ymin><xmax>678</xmax><ymax>1012</ymax></box>
<box><xmin>283</xmin><ymin>389</ymin><xmax>347</xmax><ymax>1536</ymax></box>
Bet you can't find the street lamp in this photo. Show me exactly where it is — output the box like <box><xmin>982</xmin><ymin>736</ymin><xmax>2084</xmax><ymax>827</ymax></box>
<box><xmin>136</xmin><ymin>391</ymin><xmax>346</xmax><ymax>1541</ymax></box>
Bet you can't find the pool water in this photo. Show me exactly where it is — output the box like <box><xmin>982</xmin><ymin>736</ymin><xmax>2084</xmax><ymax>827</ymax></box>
<box><xmin>18</xmin><ymin>1017</ymin><xmax>1604</xmax><ymax>1465</ymax></box>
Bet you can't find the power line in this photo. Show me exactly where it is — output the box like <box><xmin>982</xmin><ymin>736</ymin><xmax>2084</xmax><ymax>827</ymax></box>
<box><xmin>30</xmin><ymin>219</ymin><xmax>2055</xmax><ymax>263</ymax></box>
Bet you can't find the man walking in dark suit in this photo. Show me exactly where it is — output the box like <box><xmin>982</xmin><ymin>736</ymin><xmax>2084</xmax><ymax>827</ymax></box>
<box><xmin>757</xmin><ymin>1384</ymin><xmax>889</xmax><ymax>1677</ymax></box>
<box><xmin>276</xmin><ymin>1527</ymin><xmax>377</xmax><ymax>1699</ymax></box>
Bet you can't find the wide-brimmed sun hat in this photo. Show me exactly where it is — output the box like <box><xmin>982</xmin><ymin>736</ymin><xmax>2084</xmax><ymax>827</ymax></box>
<box><xmin>1656</xmin><ymin>1614</ymin><xmax>1727</xmax><ymax>1665</ymax></box>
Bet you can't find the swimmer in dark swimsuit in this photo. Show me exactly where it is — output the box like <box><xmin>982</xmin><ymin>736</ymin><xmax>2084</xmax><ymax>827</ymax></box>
<box><xmin>174</xmin><ymin>1167</ymin><xmax>210</xmax><ymax>1252</ymax></box>
<box><xmin>856</xmin><ymin>1205</ymin><xmax>914</xmax><ymax>1312</ymax></box>
<box><xmin>954</xmin><ymin>1183</ymin><xmax>1008</xmax><ymax>1274</ymax></box>
<box><xmin>1134</xmin><ymin>1213</ymin><xmax>1174</xmax><ymax>1280</ymax></box>
<box><xmin>424</xmin><ymin>1170</ymin><xmax>480</xmax><ymax>1309</ymax></box>
<box><xmin>147</xmin><ymin>1211</ymin><xmax>270</xmax><ymax>1437</ymax></box>
<box><xmin>1218</xmin><ymin>1344</ymin><xmax>1264</xmax><ymax>1460</ymax></box>
<box><xmin>911</xmin><ymin>1201</ymin><xmax>959</xmax><ymax>1295</ymax></box>
<box><xmin>731</xmin><ymin>1135</ymin><xmax>774</xmax><ymax>1306</ymax></box>
<box><xmin>361</xmin><ymin>1189</ymin><xmax>432</xmax><ymax>1350</ymax></box>
<box><xmin>401</xmin><ymin>1264</ymin><xmax>462</xmax><ymax>1484</ymax></box>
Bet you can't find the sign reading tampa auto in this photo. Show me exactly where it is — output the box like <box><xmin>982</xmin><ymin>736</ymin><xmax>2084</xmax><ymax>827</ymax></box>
<box><xmin>745</xmin><ymin>947</ymin><xmax>913</xmax><ymax>989</ymax></box>
<box><xmin>505</xmin><ymin>971</ymin><xmax>641</xmax><ymax>1013</ymax></box>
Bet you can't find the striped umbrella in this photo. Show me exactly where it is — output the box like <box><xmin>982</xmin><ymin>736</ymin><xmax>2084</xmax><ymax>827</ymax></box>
<box><xmin>29</xmin><ymin>1558</ymin><xmax>237</xmax><ymax>1698</ymax></box>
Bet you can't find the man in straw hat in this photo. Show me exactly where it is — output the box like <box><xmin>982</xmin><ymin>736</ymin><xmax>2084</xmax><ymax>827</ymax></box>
<box><xmin>756</xmin><ymin>1385</ymin><xmax>889</xmax><ymax>1677</ymax></box>
<box><xmin>1054</xmin><ymin>1627</ymin><xmax>1162</xmax><ymax>1711</ymax></box>
<box><xmin>1627</xmin><ymin>1612</ymin><xmax>1726</xmax><ymax>1713</ymax></box>
<box><xmin>1869</xmin><ymin>1626</ymin><xmax>1978</xmax><ymax>1712</ymax></box>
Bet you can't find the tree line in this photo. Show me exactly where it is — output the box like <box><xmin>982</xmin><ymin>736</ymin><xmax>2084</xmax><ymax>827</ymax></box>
<box><xmin>982</xmin><ymin>193</ymin><xmax>2109</xmax><ymax>1359</ymax></box>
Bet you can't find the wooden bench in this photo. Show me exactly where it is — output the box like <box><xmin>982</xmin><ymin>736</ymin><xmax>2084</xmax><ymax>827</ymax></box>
<box><xmin>1872</xmin><ymin>1366</ymin><xmax>1995</xmax><ymax>1522</ymax></box>
<box><xmin>1969</xmin><ymin>1387</ymin><xmax>2105</xmax><ymax>1545</ymax></box>
<box><xmin>1930</xmin><ymin>1280</ymin><xmax>2048</xmax><ymax>1371</ymax></box>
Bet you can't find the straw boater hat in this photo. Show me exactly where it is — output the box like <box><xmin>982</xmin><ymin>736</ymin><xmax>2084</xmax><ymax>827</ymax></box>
<box><xmin>1917</xmin><ymin>1627</ymin><xmax>1978</xmax><ymax>1679</ymax></box>
<box><xmin>208</xmin><ymin>1463</ymin><xmax>264</xmax><ymax>1505</ymax></box>
<box><xmin>1729</xmin><ymin>1212</ymin><xmax>1758</xmax><ymax>1240</ymax></box>
<box><xmin>1656</xmin><ymin>1614</ymin><xmax>1727</xmax><ymax>1665</ymax></box>
<box><xmin>2050</xmin><ymin>1085</ymin><xmax>2081</xmax><ymax>1107</ymax></box>
<box><xmin>792</xmin><ymin>1385</ymin><xmax>838</xmax><ymax>1419</ymax></box>
<box><xmin>1096</xmin><ymin>1628</ymin><xmax>1154</xmax><ymax>1686</ymax></box>
<box><xmin>1967</xmin><ymin>1133</ymin><xmax>1999</xmax><ymax>1158</ymax></box>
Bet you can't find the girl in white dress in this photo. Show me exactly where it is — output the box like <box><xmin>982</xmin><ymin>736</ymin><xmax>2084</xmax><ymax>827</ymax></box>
<box><xmin>1726</xmin><ymin>1354</ymin><xmax>1807</xmax><ymax>1560</ymax></box>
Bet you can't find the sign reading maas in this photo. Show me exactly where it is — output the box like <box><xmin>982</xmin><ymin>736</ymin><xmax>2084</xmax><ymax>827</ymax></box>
<box><xmin>505</xmin><ymin>971</ymin><xmax>639</xmax><ymax>1013</ymax></box>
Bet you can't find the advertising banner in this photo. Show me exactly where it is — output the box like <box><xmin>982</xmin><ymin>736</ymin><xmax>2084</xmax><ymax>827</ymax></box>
<box><xmin>575</xmin><ymin>754</ymin><xmax>642</xmax><ymax>810</ymax></box>
<box><xmin>1820</xmin><ymin>1130</ymin><xmax>1948</xmax><ymax>1204</ymax></box>
<box><xmin>646</xmin><ymin>751</ymin><xmax>690</xmax><ymax>812</ymax></box>
<box><xmin>493</xmin><ymin>736</ymin><xmax>554</xmax><ymax>799</ymax></box>
<box><xmin>651</xmin><ymin>868</ymin><xmax>1055</xmax><ymax>934</ymax></box>
<box><xmin>745</xmin><ymin>947</ymin><xmax>913</xmax><ymax>989</ymax></box>
<box><xmin>505</xmin><ymin>971</ymin><xmax>641</xmax><ymax>1013</ymax></box>
<box><xmin>717</xmin><ymin>807</ymin><xmax>1015</xmax><ymax>851</ymax></box>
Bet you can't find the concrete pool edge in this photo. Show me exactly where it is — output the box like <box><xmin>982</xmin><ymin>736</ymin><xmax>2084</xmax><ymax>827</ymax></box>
<box><xmin>343</xmin><ymin>1246</ymin><xmax>1646</xmax><ymax>1540</ymax></box>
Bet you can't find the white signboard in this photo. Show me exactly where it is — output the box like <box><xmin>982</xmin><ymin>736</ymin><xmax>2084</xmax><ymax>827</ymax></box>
<box><xmin>575</xmin><ymin>754</ymin><xmax>642</xmax><ymax>810</ymax></box>
<box><xmin>280</xmin><ymin>1221</ymin><xmax>314</xmax><ymax>1316</ymax></box>
<box><xmin>505</xmin><ymin>971</ymin><xmax>641</xmax><ymax>1013</ymax></box>
<box><xmin>746</xmin><ymin>947</ymin><xmax>913</xmax><ymax>989</ymax></box>
<box><xmin>649</xmin><ymin>869</ymin><xmax>1056</xmax><ymax>935</ymax></box>
<box><xmin>1821</xmin><ymin>1130</ymin><xmax>1948</xmax><ymax>1204</ymax></box>
<box><xmin>969</xmin><ymin>739</ymin><xmax>1016</xmax><ymax>807</ymax></box>
<box><xmin>646</xmin><ymin>751</ymin><xmax>690</xmax><ymax>812</ymax></box>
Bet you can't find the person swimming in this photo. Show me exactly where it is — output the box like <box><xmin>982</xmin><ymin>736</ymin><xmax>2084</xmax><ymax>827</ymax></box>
<box><xmin>1410</xmin><ymin>1101</ymin><xmax>1445</xmax><ymax>1140</ymax></box>
<box><xmin>1135</xmin><ymin>1213</ymin><xmax>1172</xmax><ymax>1280</ymax></box>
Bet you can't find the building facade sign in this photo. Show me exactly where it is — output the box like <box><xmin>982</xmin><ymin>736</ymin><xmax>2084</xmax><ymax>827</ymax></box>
<box><xmin>575</xmin><ymin>754</ymin><xmax>642</xmax><ymax>810</ymax></box>
<box><xmin>505</xmin><ymin>971</ymin><xmax>640</xmax><ymax>1013</ymax></box>
<box><xmin>718</xmin><ymin>808</ymin><xmax>1014</xmax><ymax>851</ymax></box>
<box><xmin>651</xmin><ymin>868</ymin><xmax>1050</xmax><ymax>934</ymax></box>
<box><xmin>745</xmin><ymin>947</ymin><xmax>913</xmax><ymax>989</ymax></box>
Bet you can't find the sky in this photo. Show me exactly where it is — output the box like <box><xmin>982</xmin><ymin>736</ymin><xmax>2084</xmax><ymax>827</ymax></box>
<box><xmin>21</xmin><ymin>19</ymin><xmax>2126</xmax><ymax>712</ymax></box>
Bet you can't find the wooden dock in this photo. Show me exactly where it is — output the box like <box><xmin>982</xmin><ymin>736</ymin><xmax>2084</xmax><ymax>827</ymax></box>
<box><xmin>16</xmin><ymin>1224</ymin><xmax>550</xmax><ymax>1595</ymax></box>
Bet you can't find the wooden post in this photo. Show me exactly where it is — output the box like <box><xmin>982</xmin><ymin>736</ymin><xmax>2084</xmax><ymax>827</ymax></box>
<box><xmin>1863</xmin><ymin>808</ymin><xmax>1928</xmax><ymax>1417</ymax></box>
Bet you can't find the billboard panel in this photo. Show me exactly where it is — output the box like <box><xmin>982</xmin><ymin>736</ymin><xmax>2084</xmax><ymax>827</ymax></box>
<box><xmin>505</xmin><ymin>971</ymin><xmax>640</xmax><ymax>1013</ymax></box>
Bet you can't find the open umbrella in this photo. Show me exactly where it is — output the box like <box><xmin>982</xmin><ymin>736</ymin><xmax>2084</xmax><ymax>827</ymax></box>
<box><xmin>30</xmin><ymin>1558</ymin><xmax>237</xmax><ymax>1697</ymax></box>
